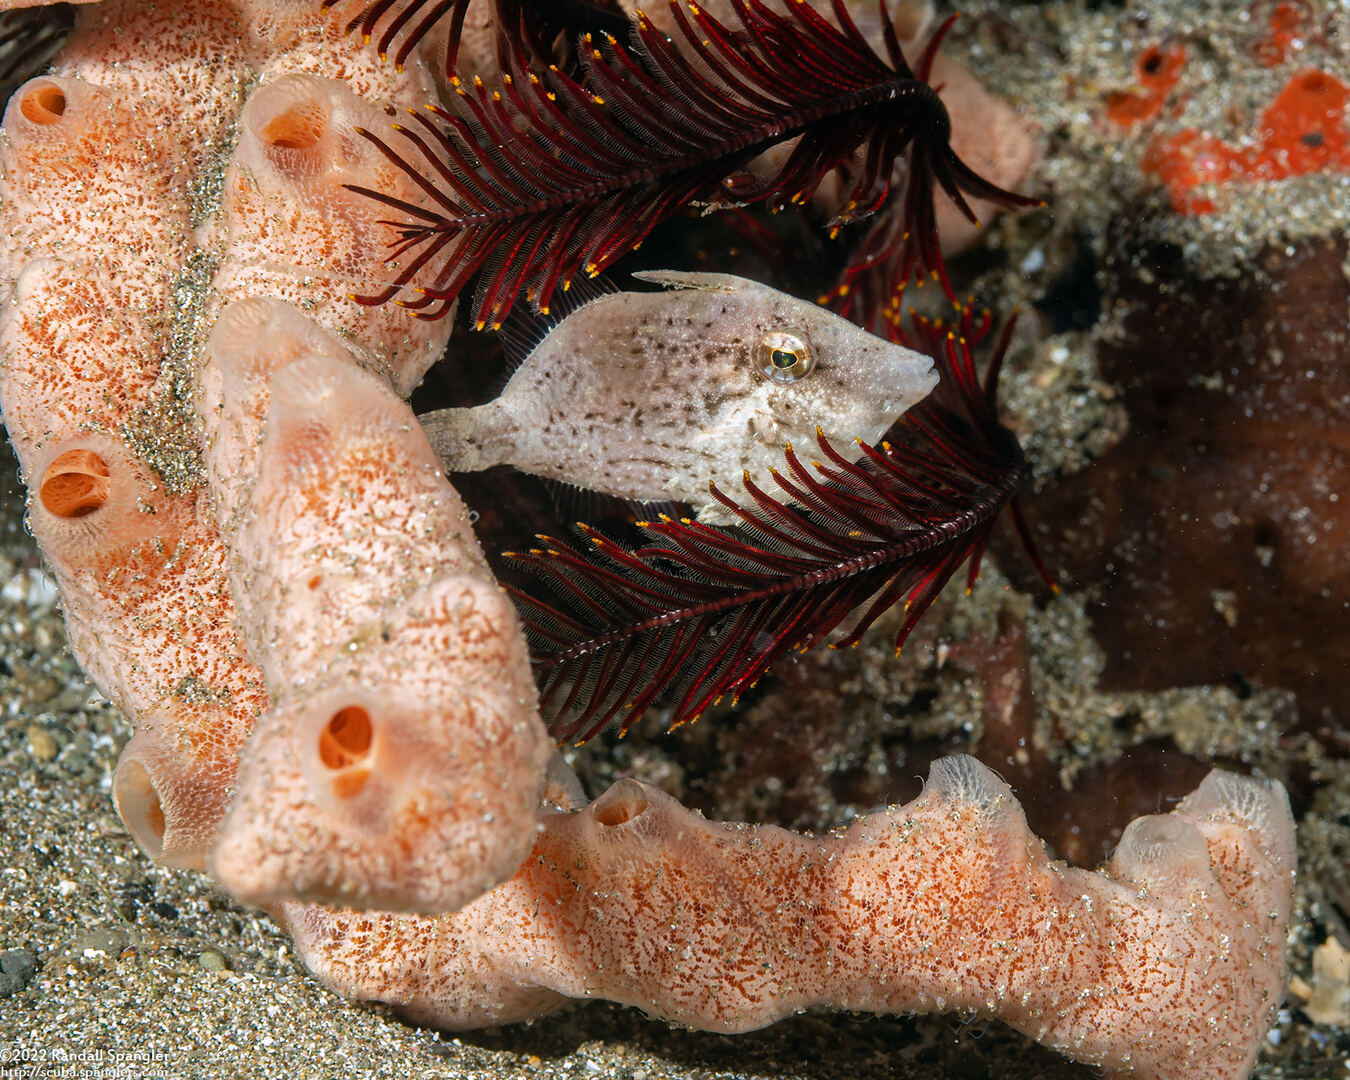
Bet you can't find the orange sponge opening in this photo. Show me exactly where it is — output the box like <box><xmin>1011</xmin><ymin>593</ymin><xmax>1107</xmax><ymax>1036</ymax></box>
<box><xmin>260</xmin><ymin>102</ymin><xmax>327</xmax><ymax>151</ymax></box>
<box><xmin>591</xmin><ymin>779</ymin><xmax>649</xmax><ymax>827</ymax></box>
<box><xmin>113</xmin><ymin>759</ymin><xmax>167</xmax><ymax>861</ymax></box>
<box><xmin>318</xmin><ymin>705</ymin><xmax>373</xmax><ymax>770</ymax></box>
<box><xmin>40</xmin><ymin>449</ymin><xmax>111</xmax><ymax>518</ymax></box>
<box><xmin>20</xmin><ymin>83</ymin><xmax>66</xmax><ymax>125</ymax></box>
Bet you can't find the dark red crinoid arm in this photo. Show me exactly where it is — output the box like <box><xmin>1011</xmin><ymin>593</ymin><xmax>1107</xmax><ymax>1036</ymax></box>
<box><xmin>506</xmin><ymin>303</ymin><xmax>1052</xmax><ymax>743</ymax></box>
<box><xmin>337</xmin><ymin>0</ymin><xmax>1037</xmax><ymax>328</ymax></box>
<box><xmin>821</xmin><ymin>17</ymin><xmax>1043</xmax><ymax>329</ymax></box>
<box><xmin>323</xmin><ymin>0</ymin><xmax>628</xmax><ymax>74</ymax></box>
<box><xmin>0</xmin><ymin>4</ymin><xmax>73</xmax><ymax>100</ymax></box>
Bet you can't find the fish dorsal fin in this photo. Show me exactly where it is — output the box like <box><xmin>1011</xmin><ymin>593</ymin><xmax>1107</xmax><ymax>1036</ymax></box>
<box><xmin>496</xmin><ymin>312</ymin><xmax>551</xmax><ymax>381</ymax></box>
<box><xmin>632</xmin><ymin>270</ymin><xmax>749</xmax><ymax>293</ymax></box>
<box><xmin>498</xmin><ymin>274</ymin><xmax>622</xmax><ymax>377</ymax></box>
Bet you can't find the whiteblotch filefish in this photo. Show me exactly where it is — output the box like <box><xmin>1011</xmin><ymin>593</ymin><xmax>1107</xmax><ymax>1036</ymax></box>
<box><xmin>419</xmin><ymin>271</ymin><xmax>937</xmax><ymax>521</ymax></box>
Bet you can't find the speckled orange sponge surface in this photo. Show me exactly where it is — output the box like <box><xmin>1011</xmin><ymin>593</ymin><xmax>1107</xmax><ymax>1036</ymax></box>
<box><xmin>284</xmin><ymin>755</ymin><xmax>1295</xmax><ymax>1080</ymax></box>
<box><xmin>0</xmin><ymin>0</ymin><xmax>551</xmax><ymax>904</ymax></box>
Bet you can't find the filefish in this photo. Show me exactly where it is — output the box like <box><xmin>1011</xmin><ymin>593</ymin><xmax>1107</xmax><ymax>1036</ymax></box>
<box><xmin>419</xmin><ymin>271</ymin><xmax>938</xmax><ymax>521</ymax></box>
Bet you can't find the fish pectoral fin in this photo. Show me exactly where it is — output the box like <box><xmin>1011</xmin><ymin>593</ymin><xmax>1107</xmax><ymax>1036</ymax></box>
<box><xmin>694</xmin><ymin>502</ymin><xmax>734</xmax><ymax>525</ymax></box>
<box><xmin>747</xmin><ymin>412</ymin><xmax>781</xmax><ymax>445</ymax></box>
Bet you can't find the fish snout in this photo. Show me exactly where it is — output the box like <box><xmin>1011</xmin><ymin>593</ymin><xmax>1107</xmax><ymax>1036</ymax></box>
<box><xmin>874</xmin><ymin>348</ymin><xmax>938</xmax><ymax>414</ymax></box>
<box><xmin>914</xmin><ymin>354</ymin><xmax>939</xmax><ymax>394</ymax></box>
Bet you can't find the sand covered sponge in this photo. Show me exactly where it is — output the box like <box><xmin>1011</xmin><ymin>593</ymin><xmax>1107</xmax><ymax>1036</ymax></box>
<box><xmin>0</xmin><ymin>0</ymin><xmax>550</xmax><ymax>899</ymax></box>
<box><xmin>284</xmin><ymin>755</ymin><xmax>1295</xmax><ymax>1079</ymax></box>
<box><xmin>0</xmin><ymin>2</ymin><xmax>265</xmax><ymax>869</ymax></box>
<box><xmin>208</xmin><ymin>70</ymin><xmax>450</xmax><ymax>394</ymax></box>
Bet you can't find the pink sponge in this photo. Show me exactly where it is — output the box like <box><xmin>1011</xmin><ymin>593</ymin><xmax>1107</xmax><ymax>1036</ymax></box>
<box><xmin>284</xmin><ymin>755</ymin><xmax>1294</xmax><ymax>1079</ymax></box>
<box><xmin>201</xmin><ymin>299</ymin><xmax>551</xmax><ymax>913</ymax></box>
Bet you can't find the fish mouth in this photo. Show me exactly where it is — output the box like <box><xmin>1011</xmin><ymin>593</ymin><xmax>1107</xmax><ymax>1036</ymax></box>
<box><xmin>880</xmin><ymin>353</ymin><xmax>938</xmax><ymax>399</ymax></box>
<box><xmin>912</xmin><ymin>356</ymin><xmax>939</xmax><ymax>397</ymax></box>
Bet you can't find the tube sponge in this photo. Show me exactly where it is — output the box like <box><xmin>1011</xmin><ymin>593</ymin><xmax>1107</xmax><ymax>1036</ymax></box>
<box><xmin>212</xmin><ymin>71</ymin><xmax>451</xmax><ymax>395</ymax></box>
<box><xmin>202</xmin><ymin>299</ymin><xmax>551</xmax><ymax>913</ymax></box>
<box><xmin>283</xmin><ymin>755</ymin><xmax>1294</xmax><ymax>1080</ymax></box>
<box><xmin>0</xmin><ymin>0</ymin><xmax>467</xmax><ymax>874</ymax></box>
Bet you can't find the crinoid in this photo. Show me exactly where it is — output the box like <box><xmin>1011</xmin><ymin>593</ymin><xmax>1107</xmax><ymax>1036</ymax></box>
<box><xmin>335</xmin><ymin>0</ymin><xmax>1037</xmax><ymax>327</ymax></box>
<box><xmin>325</xmin><ymin>0</ymin><xmax>630</xmax><ymax>72</ymax></box>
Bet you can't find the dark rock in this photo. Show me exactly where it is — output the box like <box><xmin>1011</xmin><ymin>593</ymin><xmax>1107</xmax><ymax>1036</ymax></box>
<box><xmin>1013</xmin><ymin>235</ymin><xmax>1350</xmax><ymax>739</ymax></box>
<box><xmin>0</xmin><ymin>948</ymin><xmax>36</xmax><ymax>985</ymax></box>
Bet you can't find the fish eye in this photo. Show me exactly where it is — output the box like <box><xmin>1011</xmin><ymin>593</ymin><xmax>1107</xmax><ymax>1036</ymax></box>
<box><xmin>757</xmin><ymin>331</ymin><xmax>815</xmax><ymax>383</ymax></box>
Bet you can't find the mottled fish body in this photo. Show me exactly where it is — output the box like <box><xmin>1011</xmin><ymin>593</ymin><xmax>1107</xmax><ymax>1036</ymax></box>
<box><xmin>420</xmin><ymin>271</ymin><xmax>937</xmax><ymax>520</ymax></box>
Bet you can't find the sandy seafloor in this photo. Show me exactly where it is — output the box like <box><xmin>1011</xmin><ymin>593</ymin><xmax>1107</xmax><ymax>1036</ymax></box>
<box><xmin>3</xmin><ymin>0</ymin><xmax>1350</xmax><ymax>1077</ymax></box>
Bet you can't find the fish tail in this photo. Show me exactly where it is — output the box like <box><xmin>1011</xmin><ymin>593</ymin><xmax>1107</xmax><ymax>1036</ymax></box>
<box><xmin>418</xmin><ymin>402</ymin><xmax>519</xmax><ymax>474</ymax></box>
